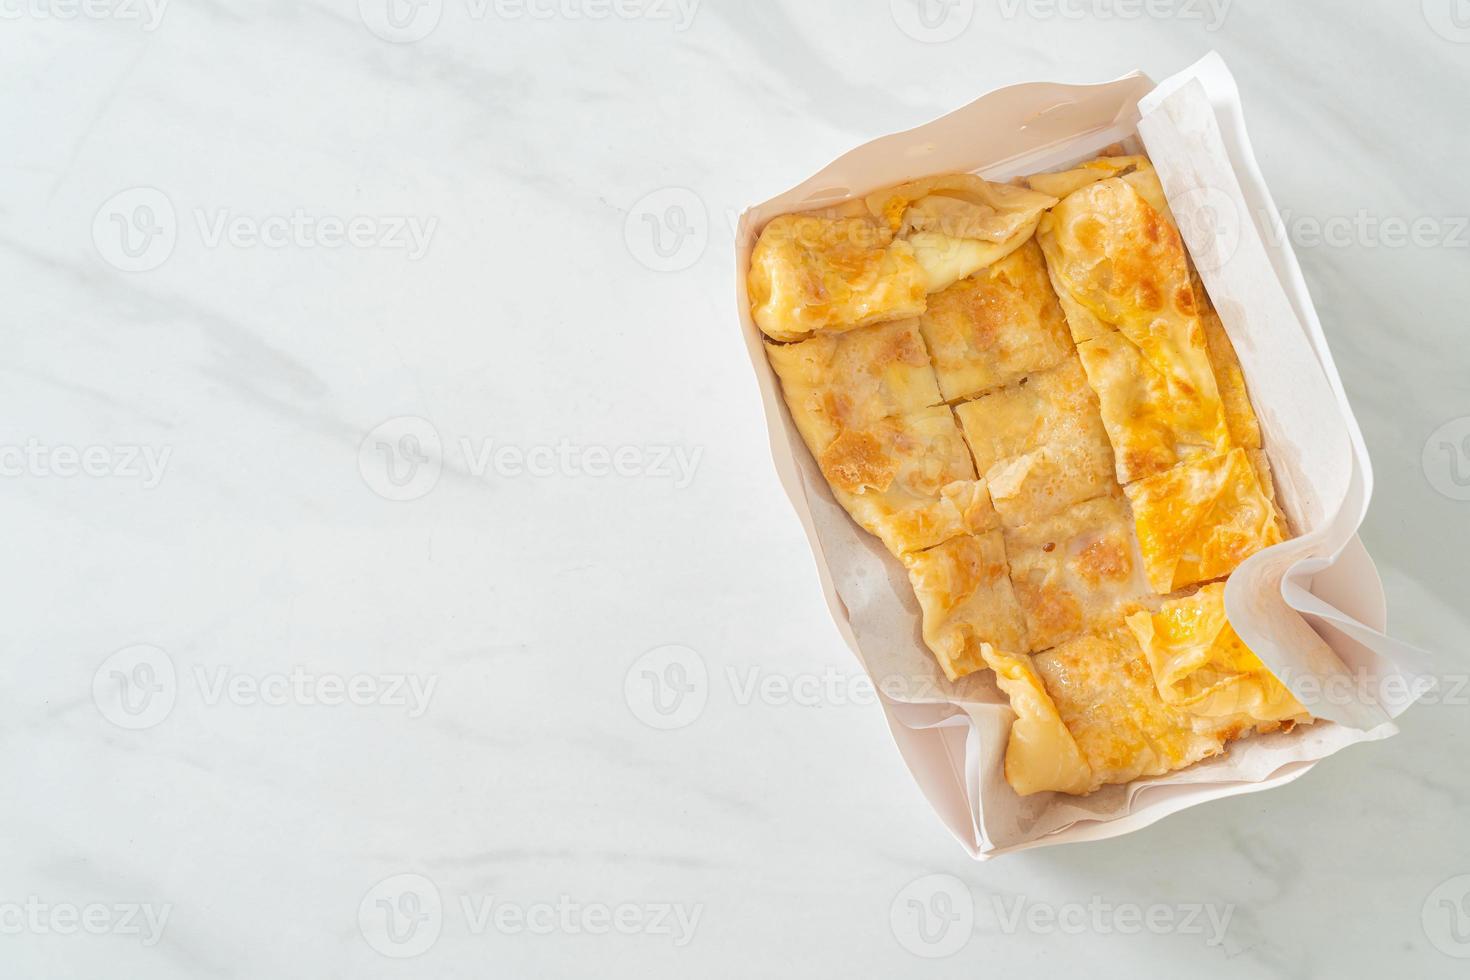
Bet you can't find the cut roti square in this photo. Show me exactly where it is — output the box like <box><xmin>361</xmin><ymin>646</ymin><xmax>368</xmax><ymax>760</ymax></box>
<box><xmin>1004</xmin><ymin>495</ymin><xmax>1151</xmax><ymax>652</ymax></box>
<box><xmin>1032</xmin><ymin>624</ymin><xmax>1237</xmax><ymax>792</ymax></box>
<box><xmin>980</xmin><ymin>646</ymin><xmax>1093</xmax><ymax>797</ymax></box>
<box><xmin>1034</xmin><ymin>162</ymin><xmax>1197</xmax><ymax>345</ymax></box>
<box><xmin>1074</xmin><ymin>326</ymin><xmax>1232</xmax><ymax>486</ymax></box>
<box><xmin>1036</xmin><ymin>165</ymin><xmax>1232</xmax><ymax>482</ymax></box>
<box><xmin>867</xmin><ymin>174</ymin><xmax>1058</xmax><ymax>293</ymax></box>
<box><xmin>917</xmin><ymin>239</ymin><xmax>1074</xmax><ymax>402</ymax></box>
<box><xmin>749</xmin><ymin>210</ymin><xmax>928</xmax><ymax>341</ymax></box>
<box><xmin>984</xmin><ymin>443</ymin><xmax>1119</xmax><ymax>531</ymax></box>
<box><xmin>1124</xmin><ymin>448</ymin><xmax>1284</xmax><ymax>594</ymax></box>
<box><xmin>766</xmin><ymin>318</ymin><xmax>942</xmax><ymax>454</ymax></box>
<box><xmin>904</xmin><ymin>531</ymin><xmax>1030</xmax><ymax>681</ymax></box>
<box><xmin>954</xmin><ymin>359</ymin><xmax>1117</xmax><ymax>527</ymax></box>
<box><xmin>1027</xmin><ymin>155</ymin><xmax>1171</xmax><ymax>220</ymax></box>
<box><xmin>817</xmin><ymin>406</ymin><xmax>997</xmax><ymax>557</ymax></box>
<box><xmin>953</xmin><ymin>360</ymin><xmax>1101</xmax><ymax>473</ymax></box>
<box><xmin>1124</xmin><ymin>583</ymin><xmax>1309</xmax><ymax>728</ymax></box>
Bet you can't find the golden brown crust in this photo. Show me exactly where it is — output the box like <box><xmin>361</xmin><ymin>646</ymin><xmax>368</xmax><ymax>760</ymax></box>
<box><xmin>918</xmin><ymin>239</ymin><xmax>1074</xmax><ymax>402</ymax></box>
<box><xmin>818</xmin><ymin>429</ymin><xmax>894</xmax><ymax>493</ymax></box>
<box><xmin>1124</xmin><ymin>448</ymin><xmax>1284</xmax><ymax>593</ymax></box>
<box><xmin>983</xmin><ymin>444</ymin><xmax>1119</xmax><ymax>532</ymax></box>
<box><xmin>1124</xmin><ymin>583</ymin><xmax>1310</xmax><ymax>727</ymax></box>
<box><xmin>980</xmin><ymin>645</ymin><xmax>1094</xmax><ymax>796</ymax></box>
<box><xmin>954</xmin><ymin>359</ymin><xmax>1116</xmax><ymax>528</ymax></box>
<box><xmin>1248</xmin><ymin>448</ymin><xmax>1290</xmax><ymax>538</ymax></box>
<box><xmin>1036</xmin><ymin>168</ymin><xmax>1232</xmax><ymax>483</ymax></box>
<box><xmin>1032</xmin><ymin>624</ymin><xmax>1234</xmax><ymax>792</ymax></box>
<box><xmin>1026</xmin><ymin>155</ymin><xmax>1152</xmax><ymax>202</ymax></box>
<box><xmin>1003</xmin><ymin>495</ymin><xmax>1151</xmax><ymax>653</ymax></box>
<box><xmin>819</xmin><ymin>407</ymin><xmax>996</xmax><ymax>557</ymax></box>
<box><xmin>866</xmin><ymin>174</ymin><xmax>1059</xmax><ymax>293</ymax></box>
<box><xmin>1195</xmin><ymin>278</ymin><xmax>1263</xmax><ymax>450</ymax></box>
<box><xmin>866</xmin><ymin>173</ymin><xmax>1057</xmax><ymax>240</ymax></box>
<box><xmin>765</xmin><ymin>318</ymin><xmax>943</xmax><ymax>454</ymax></box>
<box><xmin>1037</xmin><ymin>175</ymin><xmax>1191</xmax><ymax>339</ymax></box>
<box><xmin>1072</xmin><ymin>327</ymin><xmax>1231</xmax><ymax>485</ymax></box>
<box><xmin>750</xmin><ymin>213</ymin><xmax>928</xmax><ymax>341</ymax></box>
<box><xmin>904</xmin><ymin>532</ymin><xmax>1030</xmax><ymax>681</ymax></box>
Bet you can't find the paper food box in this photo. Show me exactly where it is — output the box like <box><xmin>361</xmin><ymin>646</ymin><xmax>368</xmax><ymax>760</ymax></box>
<box><xmin>734</xmin><ymin>53</ymin><xmax>1435</xmax><ymax>857</ymax></box>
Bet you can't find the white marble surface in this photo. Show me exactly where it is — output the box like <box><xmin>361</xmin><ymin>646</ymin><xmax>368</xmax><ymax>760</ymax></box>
<box><xmin>3</xmin><ymin>0</ymin><xmax>1469</xmax><ymax>976</ymax></box>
